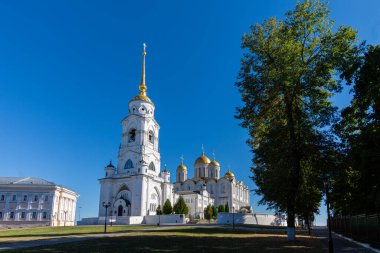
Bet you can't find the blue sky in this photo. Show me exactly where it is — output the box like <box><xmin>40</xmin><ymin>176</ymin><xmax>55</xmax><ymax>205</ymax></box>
<box><xmin>0</xmin><ymin>0</ymin><xmax>379</xmax><ymax>225</ymax></box>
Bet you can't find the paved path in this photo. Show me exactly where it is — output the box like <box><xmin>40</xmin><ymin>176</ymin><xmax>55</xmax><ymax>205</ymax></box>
<box><xmin>313</xmin><ymin>228</ymin><xmax>379</xmax><ymax>253</ymax></box>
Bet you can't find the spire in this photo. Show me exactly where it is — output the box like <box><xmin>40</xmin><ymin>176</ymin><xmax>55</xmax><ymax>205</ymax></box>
<box><xmin>138</xmin><ymin>43</ymin><xmax>147</xmax><ymax>96</ymax></box>
<box><xmin>212</xmin><ymin>150</ymin><xmax>215</xmax><ymax>161</ymax></box>
<box><xmin>201</xmin><ymin>144</ymin><xmax>204</xmax><ymax>155</ymax></box>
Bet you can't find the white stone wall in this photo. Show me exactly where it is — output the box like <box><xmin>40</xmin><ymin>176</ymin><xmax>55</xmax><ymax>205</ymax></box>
<box><xmin>0</xmin><ymin>185</ymin><xmax>78</xmax><ymax>227</ymax></box>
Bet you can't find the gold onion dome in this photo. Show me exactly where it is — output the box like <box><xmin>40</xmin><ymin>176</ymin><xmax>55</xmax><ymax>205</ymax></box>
<box><xmin>224</xmin><ymin>169</ymin><xmax>235</xmax><ymax>179</ymax></box>
<box><xmin>176</xmin><ymin>163</ymin><xmax>187</xmax><ymax>172</ymax></box>
<box><xmin>210</xmin><ymin>159</ymin><xmax>220</xmax><ymax>167</ymax></box>
<box><xmin>194</xmin><ymin>153</ymin><xmax>211</xmax><ymax>165</ymax></box>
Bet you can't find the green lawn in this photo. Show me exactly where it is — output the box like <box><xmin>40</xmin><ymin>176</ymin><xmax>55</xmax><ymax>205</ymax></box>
<box><xmin>0</xmin><ymin>225</ymin><xmax>153</xmax><ymax>243</ymax></box>
<box><xmin>3</xmin><ymin>227</ymin><xmax>327</xmax><ymax>253</ymax></box>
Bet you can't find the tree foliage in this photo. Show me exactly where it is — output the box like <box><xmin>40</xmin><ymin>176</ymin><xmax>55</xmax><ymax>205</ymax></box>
<box><xmin>204</xmin><ymin>205</ymin><xmax>213</xmax><ymax>222</ymax></box>
<box><xmin>156</xmin><ymin>205</ymin><xmax>163</xmax><ymax>215</ymax></box>
<box><xmin>163</xmin><ymin>199</ymin><xmax>173</xmax><ymax>215</ymax></box>
<box><xmin>333</xmin><ymin>45</ymin><xmax>380</xmax><ymax>215</ymax></box>
<box><xmin>225</xmin><ymin>203</ymin><xmax>229</xmax><ymax>213</ymax></box>
<box><xmin>218</xmin><ymin>205</ymin><xmax>225</xmax><ymax>213</ymax></box>
<box><xmin>212</xmin><ymin>205</ymin><xmax>218</xmax><ymax>220</ymax></box>
<box><xmin>173</xmin><ymin>196</ymin><xmax>189</xmax><ymax>215</ymax></box>
<box><xmin>236</xmin><ymin>0</ymin><xmax>358</xmax><ymax>239</ymax></box>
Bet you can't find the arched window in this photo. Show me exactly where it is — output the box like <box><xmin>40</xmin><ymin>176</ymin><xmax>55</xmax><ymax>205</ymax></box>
<box><xmin>125</xmin><ymin>159</ymin><xmax>134</xmax><ymax>169</ymax></box>
<box><xmin>128</xmin><ymin>129</ymin><xmax>136</xmax><ymax>142</ymax></box>
<box><xmin>149</xmin><ymin>162</ymin><xmax>155</xmax><ymax>171</ymax></box>
<box><xmin>148</xmin><ymin>130</ymin><xmax>154</xmax><ymax>144</ymax></box>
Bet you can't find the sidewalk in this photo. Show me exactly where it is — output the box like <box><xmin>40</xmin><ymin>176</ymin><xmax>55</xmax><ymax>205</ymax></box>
<box><xmin>313</xmin><ymin>228</ymin><xmax>379</xmax><ymax>253</ymax></box>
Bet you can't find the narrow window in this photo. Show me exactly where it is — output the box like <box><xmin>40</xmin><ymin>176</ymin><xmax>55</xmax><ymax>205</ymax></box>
<box><xmin>1</xmin><ymin>195</ymin><xmax>4</xmax><ymax>201</ymax></box>
<box><xmin>125</xmin><ymin>159</ymin><xmax>134</xmax><ymax>169</ymax></box>
<box><xmin>128</xmin><ymin>129</ymin><xmax>136</xmax><ymax>142</ymax></box>
<box><xmin>148</xmin><ymin>131</ymin><xmax>154</xmax><ymax>144</ymax></box>
<box><xmin>10</xmin><ymin>212</ymin><xmax>14</xmax><ymax>219</ymax></box>
<box><xmin>149</xmin><ymin>162</ymin><xmax>155</xmax><ymax>171</ymax></box>
<box><xmin>44</xmin><ymin>195</ymin><xmax>48</xmax><ymax>202</ymax></box>
<box><xmin>43</xmin><ymin>212</ymin><xmax>47</xmax><ymax>219</ymax></box>
<box><xmin>0</xmin><ymin>212</ymin><xmax>2</xmax><ymax>219</ymax></box>
<box><xmin>32</xmin><ymin>212</ymin><xmax>37</xmax><ymax>219</ymax></box>
<box><xmin>12</xmin><ymin>195</ymin><xmax>16</xmax><ymax>201</ymax></box>
<box><xmin>23</xmin><ymin>195</ymin><xmax>27</xmax><ymax>201</ymax></box>
<box><xmin>21</xmin><ymin>212</ymin><xmax>26</xmax><ymax>219</ymax></box>
<box><xmin>34</xmin><ymin>195</ymin><xmax>38</xmax><ymax>202</ymax></box>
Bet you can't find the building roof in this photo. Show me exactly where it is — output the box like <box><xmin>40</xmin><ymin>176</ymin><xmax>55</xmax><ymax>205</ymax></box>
<box><xmin>0</xmin><ymin>177</ymin><xmax>56</xmax><ymax>185</ymax></box>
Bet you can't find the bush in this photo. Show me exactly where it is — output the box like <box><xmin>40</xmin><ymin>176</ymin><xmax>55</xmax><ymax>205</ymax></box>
<box><xmin>218</xmin><ymin>205</ymin><xmax>225</xmax><ymax>213</ymax></box>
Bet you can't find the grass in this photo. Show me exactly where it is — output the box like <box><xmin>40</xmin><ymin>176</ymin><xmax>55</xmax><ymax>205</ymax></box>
<box><xmin>2</xmin><ymin>227</ymin><xmax>327</xmax><ymax>253</ymax></box>
<box><xmin>0</xmin><ymin>225</ymin><xmax>153</xmax><ymax>243</ymax></box>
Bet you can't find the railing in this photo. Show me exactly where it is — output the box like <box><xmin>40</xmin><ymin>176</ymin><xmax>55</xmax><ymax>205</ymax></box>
<box><xmin>331</xmin><ymin>214</ymin><xmax>380</xmax><ymax>249</ymax></box>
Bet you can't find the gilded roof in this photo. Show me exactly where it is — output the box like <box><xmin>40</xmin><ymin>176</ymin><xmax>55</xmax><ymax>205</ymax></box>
<box><xmin>194</xmin><ymin>154</ymin><xmax>211</xmax><ymax>165</ymax></box>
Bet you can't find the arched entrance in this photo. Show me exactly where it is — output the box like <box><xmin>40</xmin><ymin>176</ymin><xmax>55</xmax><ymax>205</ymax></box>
<box><xmin>118</xmin><ymin>205</ymin><xmax>123</xmax><ymax>216</ymax></box>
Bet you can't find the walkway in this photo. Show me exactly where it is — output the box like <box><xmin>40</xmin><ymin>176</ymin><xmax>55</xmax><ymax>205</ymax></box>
<box><xmin>313</xmin><ymin>228</ymin><xmax>379</xmax><ymax>253</ymax></box>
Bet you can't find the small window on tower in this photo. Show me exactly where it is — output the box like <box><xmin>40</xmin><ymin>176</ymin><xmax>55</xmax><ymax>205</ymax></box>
<box><xmin>128</xmin><ymin>129</ymin><xmax>136</xmax><ymax>142</ymax></box>
<box><xmin>149</xmin><ymin>162</ymin><xmax>155</xmax><ymax>171</ymax></box>
<box><xmin>125</xmin><ymin>159</ymin><xmax>134</xmax><ymax>169</ymax></box>
<box><xmin>148</xmin><ymin>131</ymin><xmax>154</xmax><ymax>144</ymax></box>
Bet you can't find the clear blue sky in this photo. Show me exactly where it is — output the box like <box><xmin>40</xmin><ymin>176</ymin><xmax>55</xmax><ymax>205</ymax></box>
<box><xmin>1</xmin><ymin>0</ymin><xmax>379</xmax><ymax>225</ymax></box>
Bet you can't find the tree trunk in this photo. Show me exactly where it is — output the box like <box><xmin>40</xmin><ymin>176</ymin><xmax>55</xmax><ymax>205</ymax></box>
<box><xmin>285</xmin><ymin>97</ymin><xmax>301</xmax><ymax>241</ymax></box>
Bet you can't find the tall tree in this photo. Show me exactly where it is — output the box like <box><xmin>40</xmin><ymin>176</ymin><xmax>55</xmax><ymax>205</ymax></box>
<box><xmin>333</xmin><ymin>45</ymin><xmax>380</xmax><ymax>215</ymax></box>
<box><xmin>236</xmin><ymin>0</ymin><xmax>358</xmax><ymax>240</ymax></box>
<box><xmin>163</xmin><ymin>199</ymin><xmax>173</xmax><ymax>215</ymax></box>
<box><xmin>173</xmin><ymin>196</ymin><xmax>189</xmax><ymax>215</ymax></box>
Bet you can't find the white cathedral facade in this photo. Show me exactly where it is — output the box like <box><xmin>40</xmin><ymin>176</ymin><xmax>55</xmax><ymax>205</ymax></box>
<box><xmin>96</xmin><ymin>45</ymin><xmax>250</xmax><ymax>224</ymax></box>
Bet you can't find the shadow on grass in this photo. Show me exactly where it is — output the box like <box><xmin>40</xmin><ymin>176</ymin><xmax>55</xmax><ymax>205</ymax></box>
<box><xmin>4</xmin><ymin>233</ymin><xmax>327</xmax><ymax>253</ymax></box>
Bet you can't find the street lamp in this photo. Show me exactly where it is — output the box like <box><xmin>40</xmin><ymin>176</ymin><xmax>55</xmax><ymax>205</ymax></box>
<box><xmin>103</xmin><ymin>202</ymin><xmax>111</xmax><ymax>233</ymax></box>
<box><xmin>323</xmin><ymin>175</ymin><xmax>334</xmax><ymax>253</ymax></box>
<box><xmin>232</xmin><ymin>206</ymin><xmax>235</xmax><ymax>230</ymax></box>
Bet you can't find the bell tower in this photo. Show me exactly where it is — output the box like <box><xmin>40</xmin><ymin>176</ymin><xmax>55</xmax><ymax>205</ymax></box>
<box><xmin>117</xmin><ymin>43</ymin><xmax>161</xmax><ymax>177</ymax></box>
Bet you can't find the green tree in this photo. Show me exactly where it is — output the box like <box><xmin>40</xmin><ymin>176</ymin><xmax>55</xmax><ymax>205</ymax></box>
<box><xmin>163</xmin><ymin>199</ymin><xmax>173</xmax><ymax>215</ymax></box>
<box><xmin>173</xmin><ymin>196</ymin><xmax>189</xmax><ymax>215</ymax></box>
<box><xmin>218</xmin><ymin>205</ymin><xmax>225</xmax><ymax>213</ymax></box>
<box><xmin>212</xmin><ymin>205</ymin><xmax>218</xmax><ymax>220</ymax></box>
<box><xmin>236</xmin><ymin>0</ymin><xmax>358</xmax><ymax>240</ymax></box>
<box><xmin>333</xmin><ymin>45</ymin><xmax>380</xmax><ymax>215</ymax></box>
<box><xmin>225</xmin><ymin>203</ymin><xmax>229</xmax><ymax>213</ymax></box>
<box><xmin>156</xmin><ymin>205</ymin><xmax>163</xmax><ymax>215</ymax></box>
<box><xmin>204</xmin><ymin>205</ymin><xmax>213</xmax><ymax>223</ymax></box>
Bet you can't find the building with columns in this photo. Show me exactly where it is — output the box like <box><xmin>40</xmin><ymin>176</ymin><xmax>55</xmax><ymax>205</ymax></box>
<box><xmin>0</xmin><ymin>177</ymin><xmax>79</xmax><ymax>227</ymax></box>
<box><xmin>95</xmin><ymin>44</ymin><xmax>250</xmax><ymax>224</ymax></box>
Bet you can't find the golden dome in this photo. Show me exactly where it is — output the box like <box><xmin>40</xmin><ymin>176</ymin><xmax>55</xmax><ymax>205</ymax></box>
<box><xmin>131</xmin><ymin>93</ymin><xmax>153</xmax><ymax>104</ymax></box>
<box><xmin>210</xmin><ymin>159</ymin><xmax>220</xmax><ymax>167</ymax></box>
<box><xmin>224</xmin><ymin>169</ymin><xmax>235</xmax><ymax>179</ymax></box>
<box><xmin>194</xmin><ymin>153</ymin><xmax>211</xmax><ymax>165</ymax></box>
<box><xmin>176</xmin><ymin>163</ymin><xmax>187</xmax><ymax>172</ymax></box>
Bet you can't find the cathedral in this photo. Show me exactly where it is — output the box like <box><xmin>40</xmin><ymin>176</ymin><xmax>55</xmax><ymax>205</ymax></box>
<box><xmin>97</xmin><ymin>45</ymin><xmax>250</xmax><ymax>224</ymax></box>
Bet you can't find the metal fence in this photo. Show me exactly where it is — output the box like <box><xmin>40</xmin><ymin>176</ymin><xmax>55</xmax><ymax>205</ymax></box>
<box><xmin>331</xmin><ymin>214</ymin><xmax>380</xmax><ymax>248</ymax></box>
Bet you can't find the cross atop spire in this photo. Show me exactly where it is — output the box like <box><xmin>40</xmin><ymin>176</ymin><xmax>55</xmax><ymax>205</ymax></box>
<box><xmin>180</xmin><ymin>154</ymin><xmax>184</xmax><ymax>164</ymax></box>
<box><xmin>201</xmin><ymin>144</ymin><xmax>204</xmax><ymax>154</ymax></box>
<box><xmin>139</xmin><ymin>42</ymin><xmax>147</xmax><ymax>95</ymax></box>
<box><xmin>212</xmin><ymin>150</ymin><xmax>216</xmax><ymax>161</ymax></box>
